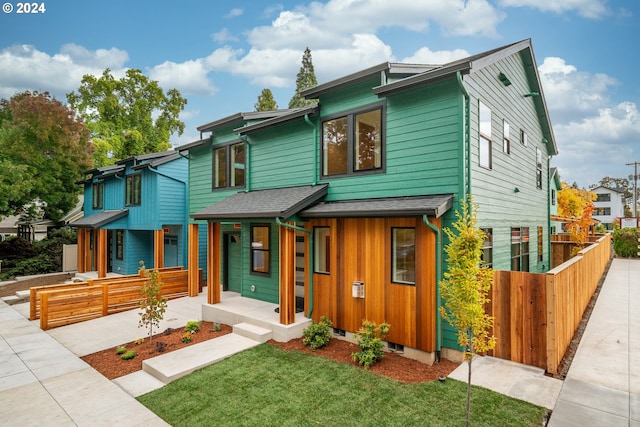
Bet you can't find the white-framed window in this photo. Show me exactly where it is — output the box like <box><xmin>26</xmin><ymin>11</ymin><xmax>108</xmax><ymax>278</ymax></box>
<box><xmin>479</xmin><ymin>101</ymin><xmax>492</xmax><ymax>169</ymax></box>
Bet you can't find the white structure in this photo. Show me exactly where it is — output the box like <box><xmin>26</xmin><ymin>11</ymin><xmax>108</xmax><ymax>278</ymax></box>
<box><xmin>592</xmin><ymin>186</ymin><xmax>625</xmax><ymax>229</ymax></box>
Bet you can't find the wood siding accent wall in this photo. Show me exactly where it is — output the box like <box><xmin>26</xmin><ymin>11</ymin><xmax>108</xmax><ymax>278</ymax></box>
<box><xmin>279</xmin><ymin>223</ymin><xmax>296</xmax><ymax>324</ymax></box>
<box><xmin>306</xmin><ymin>216</ymin><xmax>438</xmax><ymax>353</ymax></box>
<box><xmin>206</xmin><ymin>222</ymin><xmax>221</xmax><ymax>302</ymax></box>
<box><xmin>188</xmin><ymin>223</ymin><xmax>200</xmax><ymax>297</ymax></box>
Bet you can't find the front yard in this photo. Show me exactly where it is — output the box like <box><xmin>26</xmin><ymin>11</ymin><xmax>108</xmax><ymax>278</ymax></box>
<box><xmin>138</xmin><ymin>344</ymin><xmax>547</xmax><ymax>426</ymax></box>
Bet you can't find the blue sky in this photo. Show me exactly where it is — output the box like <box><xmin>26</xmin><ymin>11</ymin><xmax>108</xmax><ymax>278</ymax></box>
<box><xmin>0</xmin><ymin>0</ymin><xmax>638</xmax><ymax>188</ymax></box>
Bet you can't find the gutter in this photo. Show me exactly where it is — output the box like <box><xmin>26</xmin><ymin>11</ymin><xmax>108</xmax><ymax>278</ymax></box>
<box><xmin>423</xmin><ymin>214</ymin><xmax>442</xmax><ymax>361</ymax></box>
<box><xmin>275</xmin><ymin>217</ymin><xmax>314</xmax><ymax>318</ymax></box>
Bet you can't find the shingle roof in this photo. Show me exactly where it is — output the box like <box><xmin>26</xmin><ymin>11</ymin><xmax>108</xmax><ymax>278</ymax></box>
<box><xmin>191</xmin><ymin>185</ymin><xmax>329</xmax><ymax>220</ymax></box>
<box><xmin>72</xmin><ymin>210</ymin><xmax>129</xmax><ymax>228</ymax></box>
<box><xmin>300</xmin><ymin>194</ymin><xmax>454</xmax><ymax>219</ymax></box>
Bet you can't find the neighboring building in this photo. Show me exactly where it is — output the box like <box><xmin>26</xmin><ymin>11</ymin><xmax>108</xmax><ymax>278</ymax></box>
<box><xmin>549</xmin><ymin>167</ymin><xmax>562</xmax><ymax>234</ymax></box>
<box><xmin>73</xmin><ymin>151</ymin><xmax>188</xmax><ymax>277</ymax></box>
<box><xmin>179</xmin><ymin>39</ymin><xmax>557</xmax><ymax>361</ymax></box>
<box><xmin>0</xmin><ymin>215</ymin><xmax>18</xmax><ymax>242</ymax></box>
<box><xmin>592</xmin><ymin>185</ymin><xmax>625</xmax><ymax>229</ymax></box>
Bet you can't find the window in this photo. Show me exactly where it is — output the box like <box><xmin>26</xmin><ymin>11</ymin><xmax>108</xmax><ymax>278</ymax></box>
<box><xmin>520</xmin><ymin>129</ymin><xmax>528</xmax><ymax>146</ymax></box>
<box><xmin>479</xmin><ymin>101</ymin><xmax>492</xmax><ymax>169</ymax></box>
<box><xmin>116</xmin><ymin>230</ymin><xmax>124</xmax><ymax>260</ymax></box>
<box><xmin>322</xmin><ymin>106</ymin><xmax>383</xmax><ymax>177</ymax></box>
<box><xmin>537</xmin><ymin>226</ymin><xmax>544</xmax><ymax>263</ymax></box>
<box><xmin>92</xmin><ymin>182</ymin><xmax>104</xmax><ymax>209</ymax></box>
<box><xmin>594</xmin><ymin>207</ymin><xmax>611</xmax><ymax>216</ymax></box>
<box><xmin>536</xmin><ymin>148</ymin><xmax>543</xmax><ymax>189</ymax></box>
<box><xmin>503</xmin><ymin>120</ymin><xmax>510</xmax><ymax>154</ymax></box>
<box><xmin>251</xmin><ymin>224</ymin><xmax>270</xmax><ymax>275</ymax></box>
<box><xmin>480</xmin><ymin>228</ymin><xmax>493</xmax><ymax>268</ymax></box>
<box><xmin>391</xmin><ymin>228</ymin><xmax>415</xmax><ymax>285</ymax></box>
<box><xmin>213</xmin><ymin>142</ymin><xmax>245</xmax><ymax>189</ymax></box>
<box><xmin>551</xmin><ymin>189</ymin><xmax>556</xmax><ymax>206</ymax></box>
<box><xmin>511</xmin><ymin>227</ymin><xmax>530</xmax><ymax>272</ymax></box>
<box><xmin>314</xmin><ymin>227</ymin><xmax>331</xmax><ymax>274</ymax></box>
<box><xmin>125</xmin><ymin>174</ymin><xmax>141</xmax><ymax>206</ymax></box>
<box><xmin>596</xmin><ymin>193</ymin><xmax>611</xmax><ymax>202</ymax></box>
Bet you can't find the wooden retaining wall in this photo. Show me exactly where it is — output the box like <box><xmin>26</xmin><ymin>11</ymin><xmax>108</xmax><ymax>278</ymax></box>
<box><xmin>30</xmin><ymin>267</ymin><xmax>201</xmax><ymax>330</ymax></box>
<box><xmin>487</xmin><ymin>234</ymin><xmax>611</xmax><ymax>374</ymax></box>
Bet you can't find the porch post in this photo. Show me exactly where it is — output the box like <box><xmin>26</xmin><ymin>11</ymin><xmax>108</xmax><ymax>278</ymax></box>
<box><xmin>96</xmin><ymin>229</ymin><xmax>107</xmax><ymax>278</ymax></box>
<box><xmin>207</xmin><ymin>222</ymin><xmax>221</xmax><ymax>304</ymax></box>
<box><xmin>77</xmin><ymin>229</ymin><xmax>87</xmax><ymax>273</ymax></box>
<box><xmin>154</xmin><ymin>229</ymin><xmax>165</xmax><ymax>269</ymax></box>
<box><xmin>279</xmin><ymin>223</ymin><xmax>296</xmax><ymax>325</ymax></box>
<box><xmin>187</xmin><ymin>223</ymin><xmax>199</xmax><ymax>297</ymax></box>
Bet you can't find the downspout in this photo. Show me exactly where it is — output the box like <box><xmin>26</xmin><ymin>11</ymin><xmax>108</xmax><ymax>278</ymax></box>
<box><xmin>423</xmin><ymin>214</ymin><xmax>442</xmax><ymax>361</ymax></box>
<box><xmin>238</xmin><ymin>135</ymin><xmax>252</xmax><ymax>192</ymax></box>
<box><xmin>304</xmin><ymin>114</ymin><xmax>318</xmax><ymax>186</ymax></box>
<box><xmin>275</xmin><ymin>217</ymin><xmax>314</xmax><ymax>318</ymax></box>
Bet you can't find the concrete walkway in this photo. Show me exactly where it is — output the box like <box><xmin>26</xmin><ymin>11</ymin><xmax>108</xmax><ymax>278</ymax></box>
<box><xmin>548</xmin><ymin>257</ymin><xmax>640</xmax><ymax>426</ymax></box>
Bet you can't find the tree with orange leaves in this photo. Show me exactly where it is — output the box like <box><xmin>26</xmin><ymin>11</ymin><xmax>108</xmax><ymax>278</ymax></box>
<box><xmin>557</xmin><ymin>182</ymin><xmax>596</xmax><ymax>248</ymax></box>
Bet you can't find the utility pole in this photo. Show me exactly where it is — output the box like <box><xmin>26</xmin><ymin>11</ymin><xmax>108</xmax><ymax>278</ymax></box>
<box><xmin>627</xmin><ymin>161</ymin><xmax>639</xmax><ymax>220</ymax></box>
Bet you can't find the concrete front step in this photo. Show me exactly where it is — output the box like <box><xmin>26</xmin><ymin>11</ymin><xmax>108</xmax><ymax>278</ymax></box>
<box><xmin>233</xmin><ymin>322</ymin><xmax>273</xmax><ymax>343</ymax></box>
<box><xmin>142</xmin><ymin>333</ymin><xmax>261</xmax><ymax>384</ymax></box>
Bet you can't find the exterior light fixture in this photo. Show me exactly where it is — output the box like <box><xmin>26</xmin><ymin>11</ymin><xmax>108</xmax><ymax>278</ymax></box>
<box><xmin>498</xmin><ymin>72</ymin><xmax>511</xmax><ymax>86</ymax></box>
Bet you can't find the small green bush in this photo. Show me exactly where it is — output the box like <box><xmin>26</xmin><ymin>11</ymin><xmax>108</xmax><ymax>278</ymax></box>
<box><xmin>302</xmin><ymin>316</ymin><xmax>333</xmax><ymax>350</ymax></box>
<box><xmin>212</xmin><ymin>322</ymin><xmax>222</xmax><ymax>332</ymax></box>
<box><xmin>352</xmin><ymin>320</ymin><xmax>390</xmax><ymax>368</ymax></box>
<box><xmin>613</xmin><ymin>228</ymin><xmax>639</xmax><ymax>258</ymax></box>
<box><xmin>120</xmin><ymin>350</ymin><xmax>137</xmax><ymax>360</ymax></box>
<box><xmin>185</xmin><ymin>321</ymin><xmax>201</xmax><ymax>333</ymax></box>
<box><xmin>115</xmin><ymin>345</ymin><xmax>127</xmax><ymax>355</ymax></box>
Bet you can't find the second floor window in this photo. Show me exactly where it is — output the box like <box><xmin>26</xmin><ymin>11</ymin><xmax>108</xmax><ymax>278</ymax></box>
<box><xmin>213</xmin><ymin>142</ymin><xmax>245</xmax><ymax>189</ymax></box>
<box><xmin>479</xmin><ymin>101</ymin><xmax>492</xmax><ymax>169</ymax></box>
<box><xmin>92</xmin><ymin>182</ymin><xmax>104</xmax><ymax>209</ymax></box>
<box><xmin>536</xmin><ymin>148</ymin><xmax>543</xmax><ymax>189</ymax></box>
<box><xmin>321</xmin><ymin>106</ymin><xmax>384</xmax><ymax>177</ymax></box>
<box><xmin>596</xmin><ymin>193</ymin><xmax>611</xmax><ymax>202</ymax></box>
<box><xmin>480</xmin><ymin>228</ymin><xmax>493</xmax><ymax>268</ymax></box>
<box><xmin>125</xmin><ymin>174</ymin><xmax>141</xmax><ymax>206</ymax></box>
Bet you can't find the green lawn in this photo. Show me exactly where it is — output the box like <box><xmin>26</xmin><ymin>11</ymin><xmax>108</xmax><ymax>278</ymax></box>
<box><xmin>138</xmin><ymin>344</ymin><xmax>547</xmax><ymax>427</ymax></box>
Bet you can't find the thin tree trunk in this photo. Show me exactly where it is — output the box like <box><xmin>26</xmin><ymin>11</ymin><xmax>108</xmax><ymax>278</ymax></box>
<box><xmin>466</xmin><ymin>355</ymin><xmax>472</xmax><ymax>427</ymax></box>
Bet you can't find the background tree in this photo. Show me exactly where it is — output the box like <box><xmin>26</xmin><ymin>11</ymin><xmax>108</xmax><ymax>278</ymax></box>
<box><xmin>0</xmin><ymin>91</ymin><xmax>92</xmax><ymax>221</ymax></box>
<box><xmin>288</xmin><ymin>47</ymin><xmax>319</xmax><ymax>109</ymax></box>
<box><xmin>439</xmin><ymin>197</ymin><xmax>495</xmax><ymax>427</ymax></box>
<box><xmin>557</xmin><ymin>182</ymin><xmax>597</xmax><ymax>248</ymax></box>
<box><xmin>255</xmin><ymin>88</ymin><xmax>278</xmax><ymax>111</ymax></box>
<box><xmin>67</xmin><ymin>69</ymin><xmax>187</xmax><ymax>167</ymax></box>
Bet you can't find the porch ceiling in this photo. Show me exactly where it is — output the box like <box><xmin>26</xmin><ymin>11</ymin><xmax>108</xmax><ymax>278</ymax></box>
<box><xmin>191</xmin><ymin>184</ymin><xmax>329</xmax><ymax>220</ymax></box>
<box><xmin>72</xmin><ymin>209</ymin><xmax>129</xmax><ymax>229</ymax></box>
<box><xmin>299</xmin><ymin>194</ymin><xmax>454</xmax><ymax>219</ymax></box>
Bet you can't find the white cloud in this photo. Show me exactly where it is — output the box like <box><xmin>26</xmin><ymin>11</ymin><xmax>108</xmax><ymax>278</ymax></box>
<box><xmin>225</xmin><ymin>8</ymin><xmax>243</xmax><ymax>18</ymax></box>
<box><xmin>499</xmin><ymin>0</ymin><xmax>609</xmax><ymax>19</ymax></box>
<box><xmin>0</xmin><ymin>44</ymin><xmax>129</xmax><ymax>99</ymax></box>
<box><xmin>211</xmin><ymin>28</ymin><xmax>239</xmax><ymax>44</ymax></box>
<box><xmin>148</xmin><ymin>59</ymin><xmax>218</xmax><ymax>95</ymax></box>
<box><xmin>402</xmin><ymin>47</ymin><xmax>470</xmax><ymax>64</ymax></box>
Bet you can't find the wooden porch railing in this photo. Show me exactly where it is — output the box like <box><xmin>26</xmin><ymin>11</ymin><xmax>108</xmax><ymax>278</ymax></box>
<box><xmin>486</xmin><ymin>233</ymin><xmax>611</xmax><ymax>374</ymax></box>
<box><xmin>30</xmin><ymin>267</ymin><xmax>202</xmax><ymax>330</ymax></box>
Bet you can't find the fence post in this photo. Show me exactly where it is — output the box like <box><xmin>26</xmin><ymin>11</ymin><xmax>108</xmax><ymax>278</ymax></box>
<box><xmin>545</xmin><ymin>272</ymin><xmax>558</xmax><ymax>375</ymax></box>
<box><xmin>40</xmin><ymin>293</ymin><xmax>49</xmax><ymax>330</ymax></box>
<box><xmin>102</xmin><ymin>283</ymin><xmax>109</xmax><ymax>316</ymax></box>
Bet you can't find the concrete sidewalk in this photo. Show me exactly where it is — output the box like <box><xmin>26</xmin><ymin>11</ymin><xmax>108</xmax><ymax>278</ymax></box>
<box><xmin>548</xmin><ymin>257</ymin><xmax>640</xmax><ymax>426</ymax></box>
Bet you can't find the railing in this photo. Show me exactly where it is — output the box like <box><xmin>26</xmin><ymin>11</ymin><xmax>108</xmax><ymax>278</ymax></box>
<box><xmin>30</xmin><ymin>267</ymin><xmax>201</xmax><ymax>330</ymax></box>
<box><xmin>486</xmin><ymin>234</ymin><xmax>611</xmax><ymax>374</ymax></box>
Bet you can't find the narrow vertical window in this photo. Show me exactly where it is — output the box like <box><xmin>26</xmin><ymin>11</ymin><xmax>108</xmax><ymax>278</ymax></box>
<box><xmin>391</xmin><ymin>228</ymin><xmax>416</xmax><ymax>285</ymax></box>
<box><xmin>503</xmin><ymin>120</ymin><xmax>510</xmax><ymax>154</ymax></box>
<box><xmin>116</xmin><ymin>230</ymin><xmax>124</xmax><ymax>260</ymax></box>
<box><xmin>511</xmin><ymin>227</ymin><xmax>521</xmax><ymax>271</ymax></box>
<box><xmin>313</xmin><ymin>227</ymin><xmax>331</xmax><ymax>274</ymax></box>
<box><xmin>322</xmin><ymin>116</ymin><xmax>348</xmax><ymax>176</ymax></box>
<box><xmin>251</xmin><ymin>224</ymin><xmax>270</xmax><ymax>275</ymax></box>
<box><xmin>230</xmin><ymin>142</ymin><xmax>245</xmax><ymax>187</ymax></box>
<box><xmin>522</xmin><ymin>227</ymin><xmax>530</xmax><ymax>272</ymax></box>
<box><xmin>520</xmin><ymin>129</ymin><xmax>528</xmax><ymax>146</ymax></box>
<box><xmin>355</xmin><ymin>109</ymin><xmax>382</xmax><ymax>171</ymax></box>
<box><xmin>480</xmin><ymin>228</ymin><xmax>493</xmax><ymax>268</ymax></box>
<box><xmin>125</xmin><ymin>174</ymin><xmax>141</xmax><ymax>206</ymax></box>
<box><xmin>536</xmin><ymin>148</ymin><xmax>543</xmax><ymax>189</ymax></box>
<box><xmin>537</xmin><ymin>226</ymin><xmax>544</xmax><ymax>263</ymax></box>
<box><xmin>479</xmin><ymin>101</ymin><xmax>492</xmax><ymax>169</ymax></box>
<box><xmin>213</xmin><ymin>147</ymin><xmax>227</xmax><ymax>188</ymax></box>
<box><xmin>92</xmin><ymin>182</ymin><xmax>104</xmax><ymax>209</ymax></box>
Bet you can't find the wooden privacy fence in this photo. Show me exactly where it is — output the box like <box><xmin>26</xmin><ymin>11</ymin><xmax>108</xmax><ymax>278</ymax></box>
<box><xmin>30</xmin><ymin>267</ymin><xmax>201</xmax><ymax>330</ymax></box>
<box><xmin>486</xmin><ymin>234</ymin><xmax>611</xmax><ymax>374</ymax></box>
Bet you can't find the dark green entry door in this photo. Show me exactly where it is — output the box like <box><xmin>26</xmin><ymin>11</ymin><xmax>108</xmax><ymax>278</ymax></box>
<box><xmin>225</xmin><ymin>233</ymin><xmax>242</xmax><ymax>293</ymax></box>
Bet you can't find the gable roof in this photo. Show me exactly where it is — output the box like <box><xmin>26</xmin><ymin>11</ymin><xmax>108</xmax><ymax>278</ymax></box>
<box><xmin>72</xmin><ymin>209</ymin><xmax>128</xmax><ymax>228</ymax></box>
<box><xmin>191</xmin><ymin>184</ymin><xmax>329</xmax><ymax>220</ymax></box>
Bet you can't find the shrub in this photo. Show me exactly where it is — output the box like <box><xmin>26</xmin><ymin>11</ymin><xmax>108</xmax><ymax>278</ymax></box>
<box><xmin>134</xmin><ymin>338</ymin><xmax>145</xmax><ymax>345</ymax></box>
<box><xmin>156</xmin><ymin>341</ymin><xmax>167</xmax><ymax>352</ymax></box>
<box><xmin>120</xmin><ymin>350</ymin><xmax>136</xmax><ymax>360</ymax></box>
<box><xmin>185</xmin><ymin>321</ymin><xmax>201</xmax><ymax>334</ymax></box>
<box><xmin>352</xmin><ymin>320</ymin><xmax>390</xmax><ymax>368</ymax></box>
<box><xmin>302</xmin><ymin>316</ymin><xmax>333</xmax><ymax>350</ymax></box>
<box><xmin>181</xmin><ymin>331</ymin><xmax>193</xmax><ymax>343</ymax></box>
<box><xmin>613</xmin><ymin>228</ymin><xmax>639</xmax><ymax>258</ymax></box>
<box><xmin>212</xmin><ymin>322</ymin><xmax>222</xmax><ymax>332</ymax></box>
<box><xmin>115</xmin><ymin>345</ymin><xmax>127</xmax><ymax>355</ymax></box>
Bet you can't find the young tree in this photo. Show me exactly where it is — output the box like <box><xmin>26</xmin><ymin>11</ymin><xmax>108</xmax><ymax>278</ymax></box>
<box><xmin>288</xmin><ymin>47</ymin><xmax>319</xmax><ymax>109</ymax></box>
<box><xmin>557</xmin><ymin>182</ymin><xmax>596</xmax><ymax>247</ymax></box>
<box><xmin>0</xmin><ymin>91</ymin><xmax>93</xmax><ymax>221</ymax></box>
<box><xmin>67</xmin><ymin>68</ymin><xmax>187</xmax><ymax>167</ymax></box>
<box><xmin>255</xmin><ymin>88</ymin><xmax>278</xmax><ymax>111</ymax></box>
<box><xmin>138</xmin><ymin>262</ymin><xmax>168</xmax><ymax>342</ymax></box>
<box><xmin>439</xmin><ymin>197</ymin><xmax>495</xmax><ymax>427</ymax></box>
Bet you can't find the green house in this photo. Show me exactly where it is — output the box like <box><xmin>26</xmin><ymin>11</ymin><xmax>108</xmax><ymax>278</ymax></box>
<box><xmin>178</xmin><ymin>39</ymin><xmax>558</xmax><ymax>362</ymax></box>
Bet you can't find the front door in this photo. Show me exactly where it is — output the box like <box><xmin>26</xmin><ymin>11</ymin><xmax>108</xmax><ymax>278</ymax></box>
<box><xmin>224</xmin><ymin>232</ymin><xmax>242</xmax><ymax>293</ymax></box>
<box><xmin>164</xmin><ymin>235</ymin><xmax>179</xmax><ymax>267</ymax></box>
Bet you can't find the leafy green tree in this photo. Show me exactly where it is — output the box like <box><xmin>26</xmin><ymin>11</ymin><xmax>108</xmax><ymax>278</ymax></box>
<box><xmin>138</xmin><ymin>262</ymin><xmax>168</xmax><ymax>342</ymax></box>
<box><xmin>255</xmin><ymin>88</ymin><xmax>278</xmax><ymax>111</ymax></box>
<box><xmin>0</xmin><ymin>91</ymin><xmax>92</xmax><ymax>221</ymax></box>
<box><xmin>67</xmin><ymin>69</ymin><xmax>187</xmax><ymax>166</ymax></box>
<box><xmin>439</xmin><ymin>197</ymin><xmax>495</xmax><ymax>427</ymax></box>
<box><xmin>288</xmin><ymin>47</ymin><xmax>319</xmax><ymax>109</ymax></box>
